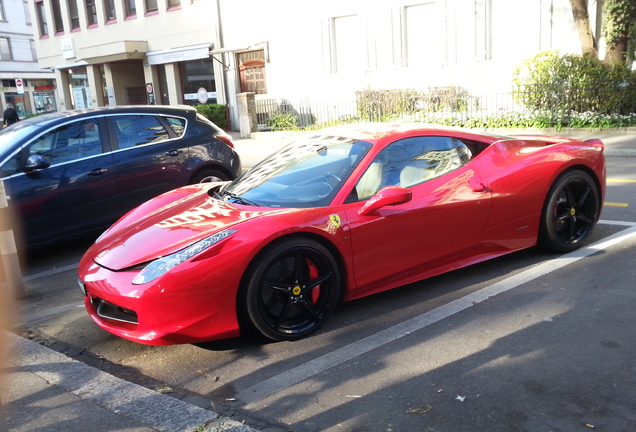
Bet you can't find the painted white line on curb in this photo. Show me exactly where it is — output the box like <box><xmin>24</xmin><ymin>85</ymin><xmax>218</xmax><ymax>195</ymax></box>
<box><xmin>237</xmin><ymin>220</ymin><xmax>636</xmax><ymax>405</ymax></box>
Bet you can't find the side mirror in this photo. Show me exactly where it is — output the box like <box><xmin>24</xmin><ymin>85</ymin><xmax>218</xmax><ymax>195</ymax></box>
<box><xmin>24</xmin><ymin>154</ymin><xmax>51</xmax><ymax>172</ymax></box>
<box><xmin>358</xmin><ymin>186</ymin><xmax>412</xmax><ymax>216</ymax></box>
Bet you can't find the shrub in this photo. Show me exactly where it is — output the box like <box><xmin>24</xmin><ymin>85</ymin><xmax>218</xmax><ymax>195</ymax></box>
<box><xmin>266</xmin><ymin>112</ymin><xmax>299</xmax><ymax>129</ymax></box>
<box><xmin>513</xmin><ymin>50</ymin><xmax>636</xmax><ymax>115</ymax></box>
<box><xmin>355</xmin><ymin>89</ymin><xmax>420</xmax><ymax>121</ymax></box>
<box><xmin>195</xmin><ymin>104</ymin><xmax>228</xmax><ymax>130</ymax></box>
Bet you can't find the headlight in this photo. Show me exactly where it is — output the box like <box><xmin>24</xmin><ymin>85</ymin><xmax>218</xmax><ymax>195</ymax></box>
<box><xmin>132</xmin><ymin>230</ymin><xmax>237</xmax><ymax>285</ymax></box>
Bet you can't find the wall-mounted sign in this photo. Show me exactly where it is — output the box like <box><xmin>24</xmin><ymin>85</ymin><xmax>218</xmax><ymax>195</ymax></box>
<box><xmin>61</xmin><ymin>38</ymin><xmax>76</xmax><ymax>59</ymax></box>
<box><xmin>197</xmin><ymin>87</ymin><xmax>208</xmax><ymax>104</ymax></box>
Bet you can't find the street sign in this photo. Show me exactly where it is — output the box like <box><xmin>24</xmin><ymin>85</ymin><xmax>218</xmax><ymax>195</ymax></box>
<box><xmin>16</xmin><ymin>79</ymin><xmax>24</xmax><ymax>94</ymax></box>
<box><xmin>197</xmin><ymin>87</ymin><xmax>208</xmax><ymax>104</ymax></box>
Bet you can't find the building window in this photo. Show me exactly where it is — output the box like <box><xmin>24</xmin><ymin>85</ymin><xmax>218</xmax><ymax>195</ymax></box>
<box><xmin>52</xmin><ymin>0</ymin><xmax>65</xmax><ymax>33</ymax></box>
<box><xmin>145</xmin><ymin>0</ymin><xmax>158</xmax><ymax>14</ymax></box>
<box><xmin>238</xmin><ymin>50</ymin><xmax>267</xmax><ymax>94</ymax></box>
<box><xmin>167</xmin><ymin>0</ymin><xmax>180</xmax><ymax>9</ymax></box>
<box><xmin>24</xmin><ymin>0</ymin><xmax>32</xmax><ymax>25</ymax></box>
<box><xmin>124</xmin><ymin>0</ymin><xmax>136</xmax><ymax>17</ymax></box>
<box><xmin>104</xmin><ymin>0</ymin><xmax>116</xmax><ymax>21</ymax></box>
<box><xmin>30</xmin><ymin>40</ymin><xmax>37</xmax><ymax>60</ymax></box>
<box><xmin>1</xmin><ymin>1</ymin><xmax>5</xmax><ymax>21</ymax></box>
<box><xmin>0</xmin><ymin>38</ymin><xmax>11</xmax><ymax>60</ymax></box>
<box><xmin>402</xmin><ymin>3</ymin><xmax>446</xmax><ymax>67</ymax></box>
<box><xmin>86</xmin><ymin>0</ymin><xmax>98</xmax><ymax>26</ymax></box>
<box><xmin>35</xmin><ymin>0</ymin><xmax>49</xmax><ymax>37</ymax></box>
<box><xmin>68</xmin><ymin>0</ymin><xmax>80</xmax><ymax>29</ymax></box>
<box><xmin>331</xmin><ymin>15</ymin><xmax>364</xmax><ymax>73</ymax></box>
<box><xmin>454</xmin><ymin>0</ymin><xmax>491</xmax><ymax>62</ymax></box>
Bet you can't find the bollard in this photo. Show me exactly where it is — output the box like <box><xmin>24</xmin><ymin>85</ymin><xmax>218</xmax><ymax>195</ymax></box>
<box><xmin>0</xmin><ymin>179</ymin><xmax>24</xmax><ymax>299</ymax></box>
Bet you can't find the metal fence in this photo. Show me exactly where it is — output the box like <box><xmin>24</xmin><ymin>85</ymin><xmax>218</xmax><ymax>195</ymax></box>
<box><xmin>252</xmin><ymin>84</ymin><xmax>636</xmax><ymax>131</ymax></box>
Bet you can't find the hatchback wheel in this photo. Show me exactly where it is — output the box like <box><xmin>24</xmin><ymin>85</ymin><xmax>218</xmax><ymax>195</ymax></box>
<box><xmin>189</xmin><ymin>169</ymin><xmax>228</xmax><ymax>184</ymax></box>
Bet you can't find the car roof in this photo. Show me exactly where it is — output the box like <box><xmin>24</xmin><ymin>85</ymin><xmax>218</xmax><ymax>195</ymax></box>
<box><xmin>16</xmin><ymin>105</ymin><xmax>198</xmax><ymax>128</ymax></box>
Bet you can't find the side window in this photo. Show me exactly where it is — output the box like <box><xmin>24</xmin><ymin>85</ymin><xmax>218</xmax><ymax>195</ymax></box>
<box><xmin>0</xmin><ymin>154</ymin><xmax>20</xmax><ymax>177</ymax></box>
<box><xmin>164</xmin><ymin>116</ymin><xmax>185</xmax><ymax>137</ymax></box>
<box><xmin>112</xmin><ymin>115</ymin><xmax>170</xmax><ymax>149</ymax></box>
<box><xmin>354</xmin><ymin>136</ymin><xmax>463</xmax><ymax>201</ymax></box>
<box><xmin>27</xmin><ymin>119</ymin><xmax>102</xmax><ymax>165</ymax></box>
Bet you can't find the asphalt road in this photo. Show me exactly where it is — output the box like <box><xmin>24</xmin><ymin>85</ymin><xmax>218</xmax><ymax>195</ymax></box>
<box><xmin>11</xmin><ymin>149</ymin><xmax>636</xmax><ymax>432</ymax></box>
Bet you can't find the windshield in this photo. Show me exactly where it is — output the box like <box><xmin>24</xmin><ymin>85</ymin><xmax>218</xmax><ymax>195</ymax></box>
<box><xmin>221</xmin><ymin>135</ymin><xmax>372</xmax><ymax>208</ymax></box>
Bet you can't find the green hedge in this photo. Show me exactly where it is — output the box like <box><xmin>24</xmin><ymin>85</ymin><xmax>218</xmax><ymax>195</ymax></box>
<box><xmin>195</xmin><ymin>104</ymin><xmax>229</xmax><ymax>130</ymax></box>
<box><xmin>513</xmin><ymin>50</ymin><xmax>636</xmax><ymax>115</ymax></box>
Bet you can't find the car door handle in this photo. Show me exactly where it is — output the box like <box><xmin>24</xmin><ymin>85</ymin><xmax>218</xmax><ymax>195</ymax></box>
<box><xmin>472</xmin><ymin>182</ymin><xmax>490</xmax><ymax>193</ymax></box>
<box><xmin>89</xmin><ymin>168</ymin><xmax>108</xmax><ymax>176</ymax></box>
<box><xmin>166</xmin><ymin>149</ymin><xmax>181</xmax><ymax>157</ymax></box>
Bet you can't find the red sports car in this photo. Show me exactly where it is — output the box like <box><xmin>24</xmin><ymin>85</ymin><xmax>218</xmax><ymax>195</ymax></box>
<box><xmin>78</xmin><ymin>123</ymin><xmax>606</xmax><ymax>345</ymax></box>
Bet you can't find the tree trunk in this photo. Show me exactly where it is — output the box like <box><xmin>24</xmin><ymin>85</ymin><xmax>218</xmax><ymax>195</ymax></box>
<box><xmin>570</xmin><ymin>0</ymin><xmax>599</xmax><ymax>58</ymax></box>
<box><xmin>602</xmin><ymin>0</ymin><xmax>636</xmax><ymax>65</ymax></box>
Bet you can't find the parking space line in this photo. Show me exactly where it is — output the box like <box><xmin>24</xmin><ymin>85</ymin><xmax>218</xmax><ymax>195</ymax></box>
<box><xmin>605</xmin><ymin>202</ymin><xmax>629</xmax><ymax>207</ymax></box>
<box><xmin>237</xmin><ymin>219</ymin><xmax>636</xmax><ymax>405</ymax></box>
<box><xmin>23</xmin><ymin>263</ymin><xmax>78</xmax><ymax>282</ymax></box>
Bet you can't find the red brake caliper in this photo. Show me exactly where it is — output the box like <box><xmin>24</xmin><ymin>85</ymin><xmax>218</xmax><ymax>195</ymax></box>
<box><xmin>306</xmin><ymin>258</ymin><xmax>321</xmax><ymax>303</ymax></box>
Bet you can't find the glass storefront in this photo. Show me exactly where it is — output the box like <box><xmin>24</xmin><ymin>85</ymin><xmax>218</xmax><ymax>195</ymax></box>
<box><xmin>4</xmin><ymin>93</ymin><xmax>33</xmax><ymax>118</ymax></box>
<box><xmin>33</xmin><ymin>92</ymin><xmax>57</xmax><ymax>114</ymax></box>
<box><xmin>69</xmin><ymin>67</ymin><xmax>92</xmax><ymax>109</ymax></box>
<box><xmin>179</xmin><ymin>58</ymin><xmax>217</xmax><ymax>106</ymax></box>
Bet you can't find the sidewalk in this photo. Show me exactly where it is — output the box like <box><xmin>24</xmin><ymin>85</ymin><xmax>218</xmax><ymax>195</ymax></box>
<box><xmin>2</xmin><ymin>332</ymin><xmax>261</xmax><ymax>432</ymax></box>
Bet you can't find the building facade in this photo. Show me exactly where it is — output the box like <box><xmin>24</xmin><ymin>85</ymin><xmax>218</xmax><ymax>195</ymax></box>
<box><xmin>1</xmin><ymin>0</ymin><xmax>56</xmax><ymax>122</ymax></box>
<box><xmin>28</xmin><ymin>0</ymin><xmax>600</xmax><ymax>130</ymax></box>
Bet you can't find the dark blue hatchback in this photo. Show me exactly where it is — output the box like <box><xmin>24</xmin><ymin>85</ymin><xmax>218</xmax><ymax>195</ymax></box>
<box><xmin>0</xmin><ymin>105</ymin><xmax>241</xmax><ymax>248</ymax></box>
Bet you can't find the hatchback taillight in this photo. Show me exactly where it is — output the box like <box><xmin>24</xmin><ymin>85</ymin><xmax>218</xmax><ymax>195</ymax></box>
<box><xmin>216</xmin><ymin>133</ymin><xmax>235</xmax><ymax>148</ymax></box>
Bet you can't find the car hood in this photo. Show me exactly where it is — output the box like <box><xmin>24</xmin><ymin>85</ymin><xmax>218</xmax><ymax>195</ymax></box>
<box><xmin>92</xmin><ymin>185</ymin><xmax>287</xmax><ymax>270</ymax></box>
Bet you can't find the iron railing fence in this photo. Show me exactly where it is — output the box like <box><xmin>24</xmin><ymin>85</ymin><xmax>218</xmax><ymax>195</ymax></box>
<box><xmin>252</xmin><ymin>84</ymin><xmax>636</xmax><ymax>131</ymax></box>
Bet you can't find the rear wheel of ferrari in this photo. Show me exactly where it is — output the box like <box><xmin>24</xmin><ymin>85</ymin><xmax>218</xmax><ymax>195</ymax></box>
<box><xmin>242</xmin><ymin>238</ymin><xmax>342</xmax><ymax>341</ymax></box>
<box><xmin>538</xmin><ymin>169</ymin><xmax>600</xmax><ymax>253</ymax></box>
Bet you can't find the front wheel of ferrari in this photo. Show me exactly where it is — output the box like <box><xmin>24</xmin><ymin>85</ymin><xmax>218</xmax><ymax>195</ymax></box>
<box><xmin>241</xmin><ymin>238</ymin><xmax>342</xmax><ymax>341</ymax></box>
<box><xmin>538</xmin><ymin>169</ymin><xmax>600</xmax><ymax>253</ymax></box>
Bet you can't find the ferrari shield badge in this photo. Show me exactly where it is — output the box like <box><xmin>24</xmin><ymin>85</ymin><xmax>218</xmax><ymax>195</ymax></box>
<box><xmin>329</xmin><ymin>214</ymin><xmax>342</xmax><ymax>229</ymax></box>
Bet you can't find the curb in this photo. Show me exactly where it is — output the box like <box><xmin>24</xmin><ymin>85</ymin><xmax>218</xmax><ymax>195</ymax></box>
<box><xmin>6</xmin><ymin>332</ymin><xmax>260</xmax><ymax>432</ymax></box>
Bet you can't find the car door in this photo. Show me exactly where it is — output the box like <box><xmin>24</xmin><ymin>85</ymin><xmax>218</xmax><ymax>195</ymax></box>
<box><xmin>4</xmin><ymin>116</ymin><xmax>121</xmax><ymax>246</ymax></box>
<box><xmin>108</xmin><ymin>113</ymin><xmax>190</xmax><ymax>210</ymax></box>
<box><xmin>343</xmin><ymin>136</ymin><xmax>492</xmax><ymax>297</ymax></box>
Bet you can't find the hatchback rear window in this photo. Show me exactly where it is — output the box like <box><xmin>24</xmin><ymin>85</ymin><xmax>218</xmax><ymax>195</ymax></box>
<box><xmin>164</xmin><ymin>117</ymin><xmax>186</xmax><ymax>137</ymax></box>
<box><xmin>112</xmin><ymin>115</ymin><xmax>171</xmax><ymax>149</ymax></box>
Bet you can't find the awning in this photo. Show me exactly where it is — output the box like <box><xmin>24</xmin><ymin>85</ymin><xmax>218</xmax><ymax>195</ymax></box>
<box><xmin>74</xmin><ymin>40</ymin><xmax>148</xmax><ymax>65</ymax></box>
<box><xmin>146</xmin><ymin>43</ymin><xmax>212</xmax><ymax>66</ymax></box>
<box><xmin>208</xmin><ymin>41</ymin><xmax>269</xmax><ymax>69</ymax></box>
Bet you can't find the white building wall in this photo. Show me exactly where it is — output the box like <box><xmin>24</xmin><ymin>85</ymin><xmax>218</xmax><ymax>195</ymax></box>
<box><xmin>218</xmin><ymin>0</ymin><xmax>595</xmax><ymax>100</ymax></box>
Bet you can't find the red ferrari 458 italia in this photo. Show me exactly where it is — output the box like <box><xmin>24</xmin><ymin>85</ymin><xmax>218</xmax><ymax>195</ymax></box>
<box><xmin>78</xmin><ymin>123</ymin><xmax>606</xmax><ymax>345</ymax></box>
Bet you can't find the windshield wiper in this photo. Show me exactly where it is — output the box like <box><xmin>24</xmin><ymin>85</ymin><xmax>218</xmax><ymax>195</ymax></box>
<box><xmin>215</xmin><ymin>190</ymin><xmax>262</xmax><ymax>207</ymax></box>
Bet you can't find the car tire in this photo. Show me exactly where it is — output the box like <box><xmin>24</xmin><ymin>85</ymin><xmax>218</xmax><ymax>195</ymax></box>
<box><xmin>189</xmin><ymin>168</ymin><xmax>228</xmax><ymax>184</ymax></box>
<box><xmin>241</xmin><ymin>238</ymin><xmax>342</xmax><ymax>341</ymax></box>
<box><xmin>538</xmin><ymin>169</ymin><xmax>600</xmax><ymax>253</ymax></box>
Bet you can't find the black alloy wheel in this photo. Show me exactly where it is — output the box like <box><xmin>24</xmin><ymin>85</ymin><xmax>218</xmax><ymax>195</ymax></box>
<box><xmin>538</xmin><ymin>169</ymin><xmax>600</xmax><ymax>253</ymax></box>
<box><xmin>242</xmin><ymin>238</ymin><xmax>341</xmax><ymax>341</ymax></box>
<box><xmin>189</xmin><ymin>168</ymin><xmax>228</xmax><ymax>184</ymax></box>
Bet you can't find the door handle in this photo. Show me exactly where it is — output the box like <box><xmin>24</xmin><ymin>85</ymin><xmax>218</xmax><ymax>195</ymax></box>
<box><xmin>89</xmin><ymin>168</ymin><xmax>108</xmax><ymax>176</ymax></box>
<box><xmin>166</xmin><ymin>149</ymin><xmax>181</xmax><ymax>157</ymax></box>
<box><xmin>472</xmin><ymin>182</ymin><xmax>490</xmax><ymax>193</ymax></box>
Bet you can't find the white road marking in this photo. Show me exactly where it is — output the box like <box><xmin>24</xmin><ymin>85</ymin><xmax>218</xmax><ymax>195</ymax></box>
<box><xmin>237</xmin><ymin>220</ymin><xmax>636</xmax><ymax>405</ymax></box>
<box><xmin>23</xmin><ymin>263</ymin><xmax>78</xmax><ymax>281</ymax></box>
